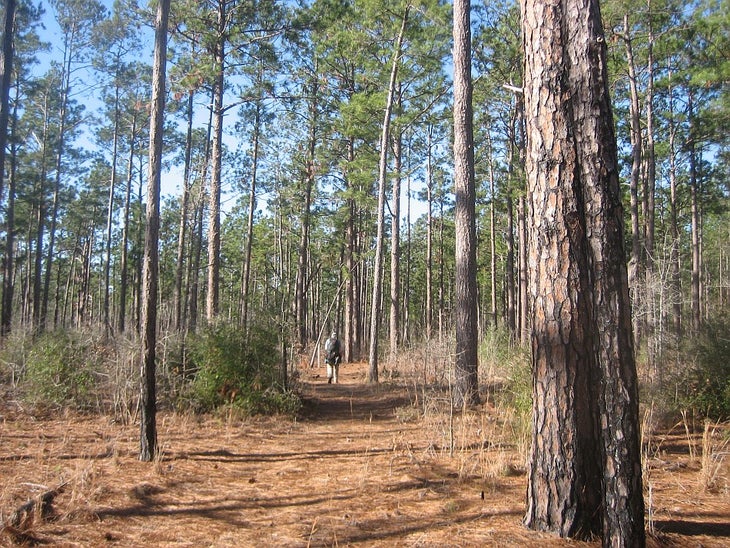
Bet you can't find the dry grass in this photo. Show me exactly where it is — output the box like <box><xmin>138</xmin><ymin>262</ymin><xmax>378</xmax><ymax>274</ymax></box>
<box><xmin>1</xmin><ymin>361</ymin><xmax>729</xmax><ymax>547</ymax></box>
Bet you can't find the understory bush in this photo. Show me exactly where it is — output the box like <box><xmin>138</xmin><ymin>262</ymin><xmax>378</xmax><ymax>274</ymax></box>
<box><xmin>480</xmin><ymin>327</ymin><xmax>532</xmax><ymax>416</ymax></box>
<box><xmin>479</xmin><ymin>328</ymin><xmax>532</xmax><ymax>455</ymax></box>
<box><xmin>186</xmin><ymin>324</ymin><xmax>300</xmax><ymax>415</ymax></box>
<box><xmin>22</xmin><ymin>330</ymin><xmax>101</xmax><ymax>410</ymax></box>
<box><xmin>673</xmin><ymin>313</ymin><xmax>730</xmax><ymax>420</ymax></box>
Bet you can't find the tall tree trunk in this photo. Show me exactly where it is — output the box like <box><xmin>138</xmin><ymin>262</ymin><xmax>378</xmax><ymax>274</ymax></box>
<box><xmin>1</xmin><ymin>76</ymin><xmax>18</xmax><ymax>335</ymax></box>
<box><xmin>425</xmin><ymin>126</ymin><xmax>434</xmax><ymax>340</ymax></box>
<box><xmin>189</xmin><ymin>181</ymin><xmax>206</xmax><ymax>334</ymax></box>
<box><xmin>644</xmin><ymin>8</ymin><xmax>657</xmax><ymax>367</ymax></box>
<box><xmin>188</xmin><ymin>102</ymin><xmax>214</xmax><ymax>334</ymax></box>
<box><xmin>522</xmin><ymin>0</ymin><xmax>645</xmax><ymax>542</ymax></box>
<box><xmin>344</xmin><ymin>184</ymin><xmax>355</xmax><ymax>361</ymax></box>
<box><xmin>368</xmin><ymin>7</ymin><xmax>409</xmax><ymax>383</ymax></box>
<box><xmin>295</xmin><ymin>66</ymin><xmax>318</xmax><ymax>349</ymax></box>
<box><xmin>389</xmin><ymin>125</ymin><xmax>402</xmax><ymax>363</ymax></box>
<box><xmin>453</xmin><ymin>0</ymin><xmax>479</xmax><ymax>407</ymax></box>
<box><xmin>32</xmin><ymin>92</ymin><xmax>51</xmax><ymax>330</ymax></box>
<box><xmin>240</xmin><ymin>100</ymin><xmax>259</xmax><ymax>331</ymax></box>
<box><xmin>438</xmin><ymin>198</ymin><xmax>445</xmax><ymax>340</ymax></box>
<box><xmin>688</xmin><ymin>91</ymin><xmax>701</xmax><ymax>332</ymax></box>
<box><xmin>505</xmin><ymin>191</ymin><xmax>515</xmax><ymax>336</ymax></box>
<box><xmin>119</xmin><ymin>112</ymin><xmax>137</xmax><ymax>333</ymax></box>
<box><xmin>403</xmin><ymin>135</ymin><xmax>412</xmax><ymax>345</ymax></box>
<box><xmin>505</xmin><ymin>103</ymin><xmax>519</xmax><ymax>338</ymax></box>
<box><xmin>206</xmin><ymin>5</ymin><xmax>225</xmax><ymax>323</ymax></box>
<box><xmin>667</xmin><ymin>75</ymin><xmax>681</xmax><ymax>341</ymax></box>
<box><xmin>622</xmin><ymin>14</ymin><xmax>643</xmax><ymax>346</ymax></box>
<box><xmin>42</xmin><ymin>35</ymin><xmax>75</xmax><ymax>332</ymax></box>
<box><xmin>104</xmin><ymin>87</ymin><xmax>121</xmax><ymax>335</ymax></box>
<box><xmin>489</xmin><ymin>148</ymin><xmax>497</xmax><ymax>329</ymax></box>
<box><xmin>33</xmin><ymin>183</ymin><xmax>45</xmax><ymax>329</ymax></box>
<box><xmin>518</xmin><ymin>194</ymin><xmax>528</xmax><ymax>345</ymax></box>
<box><xmin>174</xmin><ymin>91</ymin><xmax>194</xmax><ymax>332</ymax></box>
<box><xmin>134</xmin><ymin>152</ymin><xmax>144</xmax><ymax>332</ymax></box>
<box><xmin>0</xmin><ymin>0</ymin><xmax>14</xmax><ymax>205</ymax></box>
<box><xmin>140</xmin><ymin>0</ymin><xmax>170</xmax><ymax>462</ymax></box>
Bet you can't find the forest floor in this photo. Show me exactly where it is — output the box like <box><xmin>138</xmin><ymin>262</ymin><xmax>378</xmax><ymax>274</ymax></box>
<box><xmin>1</xmin><ymin>361</ymin><xmax>729</xmax><ymax>547</ymax></box>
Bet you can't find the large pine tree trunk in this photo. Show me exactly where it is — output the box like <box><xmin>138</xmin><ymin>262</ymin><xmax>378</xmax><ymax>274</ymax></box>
<box><xmin>453</xmin><ymin>0</ymin><xmax>479</xmax><ymax>407</ymax></box>
<box><xmin>522</xmin><ymin>0</ymin><xmax>645</xmax><ymax>543</ymax></box>
<box><xmin>140</xmin><ymin>0</ymin><xmax>170</xmax><ymax>462</ymax></box>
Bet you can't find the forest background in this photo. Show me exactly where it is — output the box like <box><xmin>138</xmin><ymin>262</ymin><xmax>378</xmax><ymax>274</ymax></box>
<box><xmin>0</xmin><ymin>0</ymin><xmax>728</xmax><ymax>428</ymax></box>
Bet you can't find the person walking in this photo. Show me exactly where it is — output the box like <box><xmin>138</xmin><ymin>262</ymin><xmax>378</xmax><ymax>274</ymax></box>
<box><xmin>324</xmin><ymin>331</ymin><xmax>341</xmax><ymax>384</ymax></box>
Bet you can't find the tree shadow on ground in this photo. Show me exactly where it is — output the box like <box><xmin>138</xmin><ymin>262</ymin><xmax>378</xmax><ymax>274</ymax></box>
<box><xmin>298</xmin><ymin>375</ymin><xmax>413</xmax><ymax>422</ymax></box>
<box><xmin>654</xmin><ymin>519</ymin><xmax>730</xmax><ymax>537</ymax></box>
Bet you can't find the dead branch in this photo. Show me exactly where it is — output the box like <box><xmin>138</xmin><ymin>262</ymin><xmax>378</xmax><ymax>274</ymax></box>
<box><xmin>2</xmin><ymin>481</ymin><xmax>68</xmax><ymax>530</ymax></box>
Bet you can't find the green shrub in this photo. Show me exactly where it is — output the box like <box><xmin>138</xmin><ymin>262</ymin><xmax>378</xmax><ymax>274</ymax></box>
<box><xmin>480</xmin><ymin>327</ymin><xmax>532</xmax><ymax>416</ymax></box>
<box><xmin>187</xmin><ymin>324</ymin><xmax>299</xmax><ymax>415</ymax></box>
<box><xmin>22</xmin><ymin>331</ymin><xmax>98</xmax><ymax>410</ymax></box>
<box><xmin>674</xmin><ymin>313</ymin><xmax>730</xmax><ymax>420</ymax></box>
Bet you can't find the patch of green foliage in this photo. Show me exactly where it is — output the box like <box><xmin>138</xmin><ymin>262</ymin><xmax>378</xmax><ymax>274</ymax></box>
<box><xmin>186</xmin><ymin>324</ymin><xmax>300</xmax><ymax>416</ymax></box>
<box><xmin>480</xmin><ymin>327</ymin><xmax>532</xmax><ymax>415</ymax></box>
<box><xmin>22</xmin><ymin>331</ymin><xmax>99</xmax><ymax>410</ymax></box>
<box><xmin>674</xmin><ymin>313</ymin><xmax>730</xmax><ymax>420</ymax></box>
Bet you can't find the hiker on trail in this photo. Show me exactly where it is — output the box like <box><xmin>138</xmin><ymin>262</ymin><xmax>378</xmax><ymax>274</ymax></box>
<box><xmin>324</xmin><ymin>331</ymin><xmax>341</xmax><ymax>384</ymax></box>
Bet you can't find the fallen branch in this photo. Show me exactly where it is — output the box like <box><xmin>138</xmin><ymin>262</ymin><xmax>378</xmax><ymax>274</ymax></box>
<box><xmin>2</xmin><ymin>481</ymin><xmax>68</xmax><ymax>530</ymax></box>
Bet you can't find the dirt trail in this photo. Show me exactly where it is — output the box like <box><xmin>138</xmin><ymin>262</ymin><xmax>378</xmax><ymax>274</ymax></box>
<box><xmin>1</xmin><ymin>362</ymin><xmax>729</xmax><ymax>547</ymax></box>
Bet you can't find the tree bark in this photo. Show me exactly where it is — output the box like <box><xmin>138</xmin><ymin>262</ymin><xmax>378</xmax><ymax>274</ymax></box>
<box><xmin>522</xmin><ymin>0</ymin><xmax>645</xmax><ymax>543</ymax></box>
<box><xmin>140</xmin><ymin>0</ymin><xmax>170</xmax><ymax>462</ymax></box>
<box><xmin>453</xmin><ymin>0</ymin><xmax>479</xmax><ymax>407</ymax></box>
